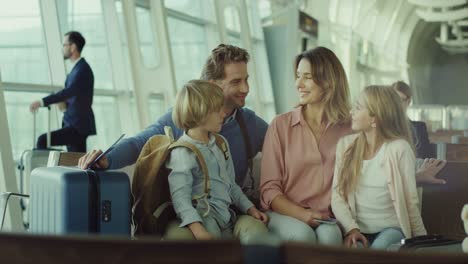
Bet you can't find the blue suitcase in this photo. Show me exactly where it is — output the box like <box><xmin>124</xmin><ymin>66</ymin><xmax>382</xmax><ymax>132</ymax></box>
<box><xmin>29</xmin><ymin>166</ymin><xmax>131</xmax><ymax>236</ymax></box>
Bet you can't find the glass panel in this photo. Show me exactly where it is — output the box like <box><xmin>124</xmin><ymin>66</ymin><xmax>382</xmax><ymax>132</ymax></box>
<box><xmin>253</xmin><ymin>42</ymin><xmax>274</xmax><ymax>102</ymax></box>
<box><xmin>257</xmin><ymin>0</ymin><xmax>272</xmax><ymax>19</ymax></box>
<box><xmin>246</xmin><ymin>0</ymin><xmax>263</xmax><ymax>39</ymax></box>
<box><xmin>0</xmin><ymin>0</ymin><xmax>50</xmax><ymax>84</ymax></box>
<box><xmin>261</xmin><ymin>102</ymin><xmax>276</xmax><ymax>123</ymax></box>
<box><xmin>5</xmin><ymin>91</ymin><xmax>62</xmax><ymax>161</ymax></box>
<box><xmin>167</xmin><ymin>17</ymin><xmax>208</xmax><ymax>89</ymax></box>
<box><xmin>5</xmin><ymin>92</ymin><xmax>121</xmax><ymax>159</ymax></box>
<box><xmin>164</xmin><ymin>0</ymin><xmax>215</xmax><ymax>21</ymax></box>
<box><xmin>421</xmin><ymin>105</ymin><xmax>445</xmax><ymax>132</ymax></box>
<box><xmin>115</xmin><ymin>0</ymin><xmax>135</xmax><ymax>91</ymax></box>
<box><xmin>86</xmin><ymin>96</ymin><xmax>122</xmax><ymax>150</ymax></box>
<box><xmin>227</xmin><ymin>35</ymin><xmax>243</xmax><ymax>48</ymax></box>
<box><xmin>148</xmin><ymin>94</ymin><xmax>166</xmax><ymax>123</ymax></box>
<box><xmin>224</xmin><ymin>6</ymin><xmax>241</xmax><ymax>33</ymax></box>
<box><xmin>135</xmin><ymin>3</ymin><xmax>159</xmax><ymax>68</ymax></box>
<box><xmin>447</xmin><ymin>106</ymin><xmax>468</xmax><ymax>130</ymax></box>
<box><xmin>56</xmin><ymin>0</ymin><xmax>113</xmax><ymax>89</ymax></box>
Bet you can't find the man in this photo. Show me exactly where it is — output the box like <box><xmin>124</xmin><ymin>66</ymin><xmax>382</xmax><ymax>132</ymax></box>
<box><xmin>79</xmin><ymin>44</ymin><xmax>269</xmax><ymax>242</ymax></box>
<box><xmin>30</xmin><ymin>31</ymin><xmax>95</xmax><ymax>152</ymax></box>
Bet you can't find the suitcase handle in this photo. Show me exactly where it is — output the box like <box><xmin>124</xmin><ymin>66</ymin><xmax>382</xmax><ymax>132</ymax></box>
<box><xmin>0</xmin><ymin>192</ymin><xmax>30</xmax><ymax>231</ymax></box>
<box><xmin>32</xmin><ymin>106</ymin><xmax>51</xmax><ymax>149</ymax></box>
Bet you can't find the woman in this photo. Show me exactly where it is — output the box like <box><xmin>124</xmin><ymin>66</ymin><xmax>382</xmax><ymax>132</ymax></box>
<box><xmin>259</xmin><ymin>47</ymin><xmax>351</xmax><ymax>244</ymax></box>
<box><xmin>332</xmin><ymin>85</ymin><xmax>426</xmax><ymax>249</ymax></box>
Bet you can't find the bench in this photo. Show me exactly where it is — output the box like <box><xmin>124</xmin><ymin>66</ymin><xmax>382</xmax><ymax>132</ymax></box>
<box><xmin>420</xmin><ymin>161</ymin><xmax>468</xmax><ymax>240</ymax></box>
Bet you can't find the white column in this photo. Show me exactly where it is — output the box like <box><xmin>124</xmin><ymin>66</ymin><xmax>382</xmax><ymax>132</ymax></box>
<box><xmin>40</xmin><ymin>0</ymin><xmax>67</xmax><ymax>128</ymax></box>
<box><xmin>39</xmin><ymin>0</ymin><xmax>67</xmax><ymax>87</ymax></box>
<box><xmin>122</xmin><ymin>0</ymin><xmax>177</xmax><ymax>128</ymax></box>
<box><xmin>0</xmin><ymin>73</ymin><xmax>23</xmax><ymax>231</ymax></box>
<box><xmin>101</xmin><ymin>0</ymin><xmax>138</xmax><ymax>135</ymax></box>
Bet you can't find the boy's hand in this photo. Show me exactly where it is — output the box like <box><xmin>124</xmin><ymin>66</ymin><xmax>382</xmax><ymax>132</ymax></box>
<box><xmin>188</xmin><ymin>222</ymin><xmax>214</xmax><ymax>240</ymax></box>
<box><xmin>247</xmin><ymin>207</ymin><xmax>269</xmax><ymax>224</ymax></box>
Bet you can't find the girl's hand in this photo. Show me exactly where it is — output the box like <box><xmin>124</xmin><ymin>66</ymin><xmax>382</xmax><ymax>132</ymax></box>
<box><xmin>344</xmin><ymin>229</ymin><xmax>368</xmax><ymax>248</ymax></box>
<box><xmin>247</xmin><ymin>207</ymin><xmax>269</xmax><ymax>224</ymax></box>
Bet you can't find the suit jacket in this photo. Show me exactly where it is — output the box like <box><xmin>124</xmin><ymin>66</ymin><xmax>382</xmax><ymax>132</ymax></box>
<box><xmin>410</xmin><ymin>121</ymin><xmax>431</xmax><ymax>159</ymax></box>
<box><xmin>43</xmin><ymin>58</ymin><xmax>96</xmax><ymax>136</ymax></box>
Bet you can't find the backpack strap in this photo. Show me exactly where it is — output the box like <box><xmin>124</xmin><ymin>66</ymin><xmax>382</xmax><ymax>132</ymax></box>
<box><xmin>213</xmin><ymin>134</ymin><xmax>229</xmax><ymax>160</ymax></box>
<box><xmin>168</xmin><ymin>141</ymin><xmax>210</xmax><ymax>197</ymax></box>
<box><xmin>235</xmin><ymin>110</ymin><xmax>254</xmax><ymax>189</ymax></box>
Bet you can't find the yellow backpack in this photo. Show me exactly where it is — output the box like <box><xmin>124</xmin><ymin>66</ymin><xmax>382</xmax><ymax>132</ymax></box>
<box><xmin>132</xmin><ymin>127</ymin><xmax>229</xmax><ymax>236</ymax></box>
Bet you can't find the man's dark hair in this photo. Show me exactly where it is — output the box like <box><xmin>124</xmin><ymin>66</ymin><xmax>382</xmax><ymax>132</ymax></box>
<box><xmin>65</xmin><ymin>31</ymin><xmax>86</xmax><ymax>53</ymax></box>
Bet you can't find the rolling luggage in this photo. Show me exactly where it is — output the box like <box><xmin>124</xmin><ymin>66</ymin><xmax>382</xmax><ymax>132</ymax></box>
<box><xmin>17</xmin><ymin>107</ymin><xmax>58</xmax><ymax>228</ymax></box>
<box><xmin>19</xmin><ymin>106</ymin><xmax>57</xmax><ymax>195</ymax></box>
<box><xmin>29</xmin><ymin>166</ymin><xmax>131</xmax><ymax>236</ymax></box>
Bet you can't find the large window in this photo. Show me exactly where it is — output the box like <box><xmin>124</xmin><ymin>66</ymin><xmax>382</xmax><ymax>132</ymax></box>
<box><xmin>164</xmin><ymin>0</ymin><xmax>215</xmax><ymax>21</ymax></box>
<box><xmin>114</xmin><ymin>0</ymin><xmax>135</xmax><ymax>91</ymax></box>
<box><xmin>224</xmin><ymin>6</ymin><xmax>243</xmax><ymax>48</ymax></box>
<box><xmin>5</xmin><ymin>91</ymin><xmax>63</xmax><ymax>160</ymax></box>
<box><xmin>167</xmin><ymin>17</ymin><xmax>208</xmax><ymax>89</ymax></box>
<box><xmin>86</xmin><ymin>96</ymin><xmax>122</xmax><ymax>150</ymax></box>
<box><xmin>56</xmin><ymin>0</ymin><xmax>113</xmax><ymax>89</ymax></box>
<box><xmin>135</xmin><ymin>2</ymin><xmax>159</xmax><ymax>68</ymax></box>
<box><xmin>0</xmin><ymin>0</ymin><xmax>50</xmax><ymax>85</ymax></box>
<box><xmin>148</xmin><ymin>94</ymin><xmax>166</xmax><ymax>123</ymax></box>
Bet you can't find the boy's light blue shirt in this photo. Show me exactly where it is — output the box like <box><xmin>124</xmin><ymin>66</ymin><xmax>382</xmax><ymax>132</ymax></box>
<box><xmin>166</xmin><ymin>133</ymin><xmax>254</xmax><ymax>227</ymax></box>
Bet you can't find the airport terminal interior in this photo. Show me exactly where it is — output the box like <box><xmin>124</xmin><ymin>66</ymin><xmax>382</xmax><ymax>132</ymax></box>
<box><xmin>0</xmin><ymin>0</ymin><xmax>467</xmax><ymax>263</ymax></box>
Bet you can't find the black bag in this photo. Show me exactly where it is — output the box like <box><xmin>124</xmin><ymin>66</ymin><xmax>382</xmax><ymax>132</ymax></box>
<box><xmin>399</xmin><ymin>234</ymin><xmax>462</xmax><ymax>251</ymax></box>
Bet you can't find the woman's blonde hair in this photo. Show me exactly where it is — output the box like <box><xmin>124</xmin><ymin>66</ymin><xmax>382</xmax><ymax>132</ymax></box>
<box><xmin>173</xmin><ymin>80</ymin><xmax>224</xmax><ymax>130</ymax></box>
<box><xmin>294</xmin><ymin>47</ymin><xmax>351</xmax><ymax>124</ymax></box>
<box><xmin>337</xmin><ymin>85</ymin><xmax>414</xmax><ymax>199</ymax></box>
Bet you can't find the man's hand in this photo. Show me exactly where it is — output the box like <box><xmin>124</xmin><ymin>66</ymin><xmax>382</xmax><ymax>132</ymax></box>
<box><xmin>29</xmin><ymin>100</ymin><xmax>42</xmax><ymax>113</ymax></box>
<box><xmin>344</xmin><ymin>228</ymin><xmax>368</xmax><ymax>248</ymax></box>
<box><xmin>247</xmin><ymin>207</ymin><xmax>269</xmax><ymax>224</ymax></box>
<box><xmin>416</xmin><ymin>158</ymin><xmax>447</xmax><ymax>185</ymax></box>
<box><xmin>78</xmin><ymin>149</ymin><xmax>109</xmax><ymax>170</ymax></box>
<box><xmin>188</xmin><ymin>222</ymin><xmax>214</xmax><ymax>240</ymax></box>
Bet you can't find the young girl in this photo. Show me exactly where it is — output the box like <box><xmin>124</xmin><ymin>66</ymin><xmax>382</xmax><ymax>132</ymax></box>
<box><xmin>332</xmin><ymin>85</ymin><xmax>427</xmax><ymax>250</ymax></box>
<box><xmin>166</xmin><ymin>80</ymin><xmax>268</xmax><ymax>240</ymax></box>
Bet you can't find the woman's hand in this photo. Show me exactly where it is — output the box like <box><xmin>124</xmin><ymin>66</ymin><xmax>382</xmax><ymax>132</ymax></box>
<box><xmin>344</xmin><ymin>229</ymin><xmax>368</xmax><ymax>248</ymax></box>
<box><xmin>247</xmin><ymin>207</ymin><xmax>269</xmax><ymax>224</ymax></box>
<box><xmin>302</xmin><ymin>209</ymin><xmax>328</xmax><ymax>227</ymax></box>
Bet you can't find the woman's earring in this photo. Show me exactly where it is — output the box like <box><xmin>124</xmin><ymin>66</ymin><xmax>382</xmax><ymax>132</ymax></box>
<box><xmin>371</xmin><ymin>123</ymin><xmax>376</xmax><ymax>128</ymax></box>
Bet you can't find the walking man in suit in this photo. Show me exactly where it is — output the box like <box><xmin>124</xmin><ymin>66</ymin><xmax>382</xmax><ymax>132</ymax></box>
<box><xmin>29</xmin><ymin>31</ymin><xmax>96</xmax><ymax>152</ymax></box>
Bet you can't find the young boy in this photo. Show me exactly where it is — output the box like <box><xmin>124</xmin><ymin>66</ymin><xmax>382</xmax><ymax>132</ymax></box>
<box><xmin>166</xmin><ymin>80</ymin><xmax>268</xmax><ymax>240</ymax></box>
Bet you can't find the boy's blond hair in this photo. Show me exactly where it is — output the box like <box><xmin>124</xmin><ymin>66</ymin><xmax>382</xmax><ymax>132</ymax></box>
<box><xmin>173</xmin><ymin>80</ymin><xmax>224</xmax><ymax>130</ymax></box>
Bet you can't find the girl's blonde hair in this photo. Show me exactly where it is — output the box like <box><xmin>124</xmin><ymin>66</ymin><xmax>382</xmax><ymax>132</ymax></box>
<box><xmin>294</xmin><ymin>47</ymin><xmax>351</xmax><ymax>124</ymax></box>
<box><xmin>337</xmin><ymin>85</ymin><xmax>414</xmax><ymax>199</ymax></box>
<box><xmin>173</xmin><ymin>80</ymin><xmax>224</xmax><ymax>130</ymax></box>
